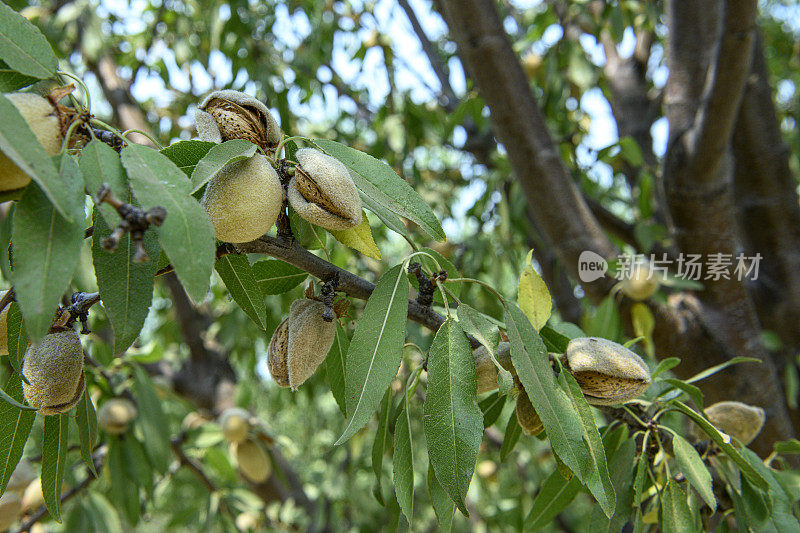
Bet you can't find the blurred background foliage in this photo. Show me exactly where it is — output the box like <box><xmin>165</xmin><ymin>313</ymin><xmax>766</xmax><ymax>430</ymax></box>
<box><xmin>3</xmin><ymin>0</ymin><xmax>799</xmax><ymax>530</ymax></box>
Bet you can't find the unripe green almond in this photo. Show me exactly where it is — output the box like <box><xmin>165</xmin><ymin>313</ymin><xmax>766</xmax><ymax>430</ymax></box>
<box><xmin>196</xmin><ymin>90</ymin><xmax>283</xmax><ymax>155</ymax></box>
<box><xmin>564</xmin><ymin>337</ymin><xmax>651</xmax><ymax>405</ymax></box>
<box><xmin>286</xmin><ymin>299</ymin><xmax>336</xmax><ymax>390</ymax></box>
<box><xmin>474</xmin><ymin>342</ymin><xmax>513</xmax><ymax>394</ymax></box>
<box><xmin>201</xmin><ymin>154</ymin><xmax>284</xmax><ymax>243</ymax></box>
<box><xmin>0</xmin><ymin>93</ymin><xmax>62</xmax><ymax>192</ymax></box>
<box><xmin>700</xmin><ymin>401</ymin><xmax>766</xmax><ymax>446</ymax></box>
<box><xmin>5</xmin><ymin>459</ymin><xmax>36</xmax><ymax>495</ymax></box>
<box><xmin>515</xmin><ymin>389</ymin><xmax>544</xmax><ymax>436</ymax></box>
<box><xmin>0</xmin><ymin>492</ymin><xmax>22</xmax><ymax>531</ymax></box>
<box><xmin>22</xmin><ymin>330</ymin><xmax>86</xmax><ymax>415</ymax></box>
<box><xmin>0</xmin><ymin>291</ymin><xmax>9</xmax><ymax>356</ymax></box>
<box><xmin>97</xmin><ymin>398</ymin><xmax>137</xmax><ymax>435</ymax></box>
<box><xmin>219</xmin><ymin>407</ymin><xmax>251</xmax><ymax>444</ymax></box>
<box><xmin>287</xmin><ymin>148</ymin><xmax>362</xmax><ymax>231</ymax></box>
<box><xmin>232</xmin><ymin>438</ymin><xmax>272</xmax><ymax>483</ymax></box>
<box><xmin>267</xmin><ymin>318</ymin><xmax>290</xmax><ymax>388</ymax></box>
<box><xmin>621</xmin><ymin>261</ymin><xmax>659</xmax><ymax>301</ymax></box>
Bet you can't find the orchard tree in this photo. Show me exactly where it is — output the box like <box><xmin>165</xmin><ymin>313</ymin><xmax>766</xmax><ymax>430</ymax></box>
<box><xmin>0</xmin><ymin>0</ymin><xmax>798</xmax><ymax>531</ymax></box>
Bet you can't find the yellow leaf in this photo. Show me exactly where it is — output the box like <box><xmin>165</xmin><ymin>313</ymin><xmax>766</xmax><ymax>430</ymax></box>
<box><xmin>517</xmin><ymin>250</ymin><xmax>552</xmax><ymax>330</ymax></box>
<box><xmin>631</xmin><ymin>303</ymin><xmax>655</xmax><ymax>359</ymax></box>
<box><xmin>328</xmin><ymin>211</ymin><xmax>382</xmax><ymax>260</ymax></box>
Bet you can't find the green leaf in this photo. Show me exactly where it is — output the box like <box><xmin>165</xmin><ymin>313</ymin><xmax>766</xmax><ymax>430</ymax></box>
<box><xmin>0</xmin><ymin>205</ymin><xmax>12</xmax><ymax>280</ymax></box>
<box><xmin>106</xmin><ymin>437</ymin><xmax>140</xmax><ymax>525</ymax></box>
<box><xmin>92</xmin><ymin>211</ymin><xmax>159</xmax><ymax>353</ymax></box>
<box><xmin>121</xmin><ymin>144</ymin><xmax>215</xmax><ymax>302</ymax></box>
<box><xmin>423</xmin><ymin>318</ymin><xmax>483</xmax><ymax>517</ymax></box>
<box><xmin>325</xmin><ymin>322</ymin><xmax>349</xmax><ymax>417</ymax></box>
<box><xmin>660</xmin><ymin>481</ymin><xmax>694</xmax><ymax>533</ymax></box>
<box><xmin>539</xmin><ymin>324</ymin><xmax>572</xmax><ymax>353</ymax></box>
<box><xmin>428</xmin><ymin>461</ymin><xmax>454</xmax><ymax>532</ymax></box>
<box><xmin>132</xmin><ymin>365</ymin><xmax>171</xmax><ymax>473</ymax></box>
<box><xmin>328</xmin><ymin>211</ymin><xmax>382</xmax><ymax>260</ymax></box>
<box><xmin>79</xmin><ymin>140</ymin><xmax>129</xmax><ymax>227</ymax></box>
<box><xmin>619</xmin><ymin>137</ymin><xmax>644</xmax><ymax>167</ymax></box>
<box><xmin>12</xmin><ymin>179</ymin><xmax>84</xmax><ymax>339</ymax></box>
<box><xmin>357</xmin><ymin>184</ymin><xmax>411</xmax><ymax>240</ymax></box>
<box><xmin>505</xmin><ymin>303</ymin><xmax>616</xmax><ymax>516</ymax></box>
<box><xmin>214</xmin><ymin>253</ymin><xmax>267</xmax><ymax>330</ymax></box>
<box><xmin>632</xmin><ymin>452</ymin><xmax>648</xmax><ymax>508</ymax></box>
<box><xmin>393</xmin><ymin>400</ymin><xmax>414</xmax><ymax>525</ymax></box>
<box><xmin>672</xmin><ymin>433</ymin><xmax>715</xmax><ymax>509</ymax></box>
<box><xmin>740</xmin><ymin>447</ymin><xmax>800</xmax><ymax>532</ymax></box>
<box><xmin>371</xmin><ymin>388</ymin><xmax>392</xmax><ymax>506</ymax></box>
<box><xmin>160</xmin><ymin>140</ymin><xmax>216</xmax><ymax>177</ymax></box>
<box><xmin>662</xmin><ymin>378</ymin><xmax>704</xmax><ymax>409</ymax></box>
<box><xmin>336</xmin><ymin>265</ymin><xmax>408</xmax><ymax>445</ymax></box>
<box><xmin>6</xmin><ymin>302</ymin><xmax>27</xmax><ymax>376</ymax></box>
<box><xmin>589</xmin><ymin>437</ymin><xmax>636</xmax><ymax>531</ymax></box>
<box><xmin>0</xmin><ymin>97</ymin><xmax>76</xmax><ymax>221</ymax></box>
<box><xmin>499</xmin><ymin>409</ymin><xmax>522</xmax><ymax>462</ymax></box>
<box><xmin>479</xmin><ymin>392</ymin><xmax>506</xmax><ymax>428</ymax></box>
<box><xmin>41</xmin><ymin>413</ymin><xmax>69</xmax><ymax>523</ymax></box>
<box><xmin>122</xmin><ymin>437</ymin><xmax>154</xmax><ymax>497</ymax></box>
<box><xmin>652</xmin><ymin>357</ymin><xmax>681</xmax><ymax>380</ymax></box>
<box><xmin>775</xmin><ymin>439</ymin><xmax>800</xmax><ymax>455</ymax></box>
<box><xmin>584</xmin><ymin>296</ymin><xmax>621</xmax><ymax>340</ymax></box>
<box><xmin>0</xmin><ymin>373</ymin><xmax>35</xmax><ymax>494</ymax></box>
<box><xmin>0</xmin><ymin>60</ymin><xmax>37</xmax><ymax>91</ymax></box>
<box><xmin>190</xmin><ymin>139</ymin><xmax>257</xmax><ymax>192</ymax></box>
<box><xmin>631</xmin><ymin>303</ymin><xmax>655</xmax><ymax>358</ymax></box>
<box><xmin>685</xmin><ymin>357</ymin><xmax>760</xmax><ymax>384</ymax></box>
<box><xmin>559</xmin><ymin>370</ymin><xmax>616</xmax><ymax>517</ymax></box>
<box><xmin>457</xmin><ymin>303</ymin><xmax>513</xmax><ymax>395</ymax></box>
<box><xmin>525</xmin><ymin>468</ymin><xmax>582</xmax><ymax>530</ymax></box>
<box><xmin>312</xmin><ymin>139</ymin><xmax>445</xmax><ymax>241</ymax></box>
<box><xmin>251</xmin><ymin>259</ymin><xmax>307</xmax><ymax>295</ymax></box>
<box><xmin>518</xmin><ymin>250</ymin><xmax>552</xmax><ymax>330</ymax></box>
<box><xmin>670</xmin><ymin>400</ymin><xmax>768</xmax><ymax>490</ymax></box>
<box><xmin>0</xmin><ymin>1</ymin><xmax>57</xmax><ymax>78</ymax></box>
<box><xmin>74</xmin><ymin>388</ymin><xmax>98</xmax><ymax>477</ymax></box>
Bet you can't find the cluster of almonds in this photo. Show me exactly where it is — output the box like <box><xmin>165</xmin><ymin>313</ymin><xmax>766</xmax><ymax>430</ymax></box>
<box><xmin>218</xmin><ymin>407</ymin><xmax>272</xmax><ymax>484</ymax></box>
<box><xmin>267</xmin><ymin>298</ymin><xmax>336</xmax><ymax>390</ymax></box>
<box><xmin>195</xmin><ymin>91</ymin><xmax>363</xmax><ymax>244</ymax></box>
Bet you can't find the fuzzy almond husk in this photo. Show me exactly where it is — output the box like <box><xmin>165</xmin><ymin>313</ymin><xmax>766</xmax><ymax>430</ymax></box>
<box><xmin>515</xmin><ymin>389</ymin><xmax>544</xmax><ymax>436</ymax></box>
<box><xmin>22</xmin><ymin>330</ymin><xmax>86</xmax><ymax>415</ymax></box>
<box><xmin>621</xmin><ymin>261</ymin><xmax>659</xmax><ymax>301</ymax></box>
<box><xmin>564</xmin><ymin>337</ymin><xmax>651</xmax><ymax>405</ymax></box>
<box><xmin>287</xmin><ymin>148</ymin><xmax>362</xmax><ymax>231</ymax></box>
<box><xmin>0</xmin><ymin>290</ymin><xmax>9</xmax><ymax>356</ymax></box>
<box><xmin>219</xmin><ymin>407</ymin><xmax>251</xmax><ymax>444</ymax></box>
<box><xmin>474</xmin><ymin>342</ymin><xmax>513</xmax><ymax>394</ymax></box>
<box><xmin>201</xmin><ymin>154</ymin><xmax>284</xmax><ymax>243</ymax></box>
<box><xmin>287</xmin><ymin>299</ymin><xmax>336</xmax><ymax>390</ymax></box>
<box><xmin>5</xmin><ymin>460</ymin><xmax>36</xmax><ymax>495</ymax></box>
<box><xmin>195</xmin><ymin>90</ymin><xmax>283</xmax><ymax>156</ymax></box>
<box><xmin>0</xmin><ymin>93</ymin><xmax>62</xmax><ymax>192</ymax></box>
<box><xmin>267</xmin><ymin>318</ymin><xmax>290</xmax><ymax>388</ymax></box>
<box><xmin>232</xmin><ymin>438</ymin><xmax>272</xmax><ymax>483</ymax></box>
<box><xmin>0</xmin><ymin>492</ymin><xmax>22</xmax><ymax>531</ymax></box>
<box><xmin>699</xmin><ymin>401</ymin><xmax>766</xmax><ymax>446</ymax></box>
<box><xmin>97</xmin><ymin>398</ymin><xmax>137</xmax><ymax>435</ymax></box>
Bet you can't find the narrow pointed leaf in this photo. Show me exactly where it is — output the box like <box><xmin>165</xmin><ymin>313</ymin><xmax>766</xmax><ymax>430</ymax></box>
<box><xmin>662</xmin><ymin>378</ymin><xmax>704</xmax><ymax>409</ymax></box>
<box><xmin>325</xmin><ymin>323</ymin><xmax>349</xmax><ymax>417</ymax></box>
<box><xmin>371</xmin><ymin>388</ymin><xmax>392</xmax><ymax>505</ymax></box>
<box><xmin>652</xmin><ymin>357</ymin><xmax>681</xmax><ymax>380</ymax></box>
<box><xmin>660</xmin><ymin>481</ymin><xmax>693</xmax><ymax>533</ymax></box>
<box><xmin>312</xmin><ymin>139</ymin><xmax>445</xmax><ymax>241</ymax></box>
<box><xmin>685</xmin><ymin>357</ymin><xmax>760</xmax><ymax>384</ymax></box>
<box><xmin>92</xmin><ymin>212</ymin><xmax>159</xmax><ymax>353</ymax></box>
<box><xmin>337</xmin><ymin>265</ymin><xmax>408</xmax><ymax>445</ymax></box>
<box><xmin>518</xmin><ymin>250</ymin><xmax>552</xmax><ymax>330</ymax></box>
<box><xmin>393</xmin><ymin>401</ymin><xmax>414</xmax><ymax>525</ymax></box>
<box><xmin>190</xmin><ymin>139</ymin><xmax>257</xmax><ymax>192</ymax></box>
<box><xmin>0</xmin><ymin>2</ymin><xmax>57</xmax><ymax>78</ymax></box>
<box><xmin>160</xmin><ymin>140</ymin><xmax>215</xmax><ymax>177</ymax></box>
<box><xmin>428</xmin><ymin>462</ymin><xmax>454</xmax><ymax>532</ymax></box>
<box><xmin>423</xmin><ymin>318</ymin><xmax>483</xmax><ymax>516</ymax></box>
<box><xmin>479</xmin><ymin>392</ymin><xmax>506</xmax><ymax>428</ymax></box>
<box><xmin>79</xmin><ymin>140</ymin><xmax>129</xmax><ymax>227</ymax></box>
<box><xmin>0</xmin><ymin>374</ymin><xmax>35</xmax><ymax>493</ymax></box>
<box><xmin>525</xmin><ymin>468</ymin><xmax>582</xmax><ymax>529</ymax></box>
<box><xmin>12</xmin><ymin>179</ymin><xmax>83</xmax><ymax>340</ymax></box>
<box><xmin>505</xmin><ymin>303</ymin><xmax>616</xmax><ymax>515</ymax></box>
<box><xmin>41</xmin><ymin>413</ymin><xmax>69</xmax><ymax>522</ymax></box>
<box><xmin>132</xmin><ymin>365</ymin><xmax>171</xmax><ymax>473</ymax></box>
<box><xmin>75</xmin><ymin>389</ymin><xmax>98</xmax><ymax>477</ymax></box>
<box><xmin>672</xmin><ymin>433</ymin><xmax>715</xmax><ymax>509</ymax></box>
<box><xmin>121</xmin><ymin>144</ymin><xmax>215</xmax><ymax>302</ymax></box>
<box><xmin>215</xmin><ymin>253</ymin><xmax>267</xmax><ymax>330</ymax></box>
<box><xmin>0</xmin><ymin>60</ymin><xmax>37</xmax><ymax>91</ymax></box>
<box><xmin>499</xmin><ymin>409</ymin><xmax>522</xmax><ymax>462</ymax></box>
<box><xmin>251</xmin><ymin>259</ymin><xmax>308</xmax><ymax>295</ymax></box>
<box><xmin>6</xmin><ymin>302</ymin><xmax>27</xmax><ymax>376</ymax></box>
